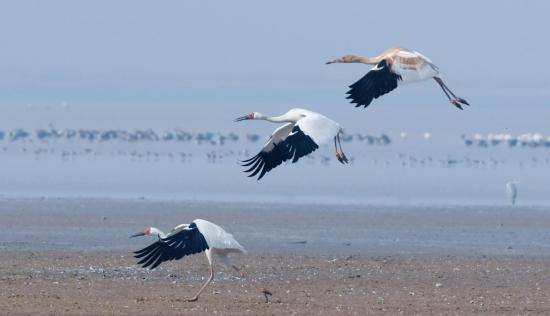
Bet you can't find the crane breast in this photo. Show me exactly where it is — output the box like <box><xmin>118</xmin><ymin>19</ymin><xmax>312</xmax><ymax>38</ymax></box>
<box><xmin>391</xmin><ymin>61</ymin><xmax>438</xmax><ymax>84</ymax></box>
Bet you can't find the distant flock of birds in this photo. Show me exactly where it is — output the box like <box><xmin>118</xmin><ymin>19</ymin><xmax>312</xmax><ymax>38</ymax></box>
<box><xmin>4</xmin><ymin>127</ymin><xmax>241</xmax><ymax>145</ymax></box>
<box><xmin>462</xmin><ymin>133</ymin><xmax>550</xmax><ymax>148</ymax></box>
<box><xmin>5</xmin><ymin>128</ymin><xmax>550</xmax><ymax>153</ymax></box>
<box><xmin>0</xmin><ymin>126</ymin><xmax>394</xmax><ymax>146</ymax></box>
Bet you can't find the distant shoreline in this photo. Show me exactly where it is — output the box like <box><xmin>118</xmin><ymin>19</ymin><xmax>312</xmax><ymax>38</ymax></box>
<box><xmin>2</xmin><ymin>197</ymin><xmax>550</xmax><ymax>257</ymax></box>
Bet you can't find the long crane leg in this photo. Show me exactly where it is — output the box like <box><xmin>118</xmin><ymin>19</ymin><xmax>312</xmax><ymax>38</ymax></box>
<box><xmin>186</xmin><ymin>264</ymin><xmax>214</xmax><ymax>302</ymax></box>
<box><xmin>336</xmin><ymin>134</ymin><xmax>349</xmax><ymax>164</ymax></box>
<box><xmin>434</xmin><ymin>77</ymin><xmax>469</xmax><ymax>109</ymax></box>
<box><xmin>232</xmin><ymin>265</ymin><xmax>273</xmax><ymax>303</ymax></box>
<box><xmin>434</xmin><ymin>77</ymin><xmax>460</xmax><ymax>109</ymax></box>
<box><xmin>334</xmin><ymin>137</ymin><xmax>343</xmax><ymax>163</ymax></box>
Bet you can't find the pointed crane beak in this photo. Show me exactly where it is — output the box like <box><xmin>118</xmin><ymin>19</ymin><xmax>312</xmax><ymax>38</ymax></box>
<box><xmin>325</xmin><ymin>59</ymin><xmax>338</xmax><ymax>65</ymax></box>
<box><xmin>234</xmin><ymin>113</ymin><xmax>254</xmax><ymax>122</ymax></box>
<box><xmin>130</xmin><ymin>232</ymin><xmax>146</xmax><ymax>238</ymax></box>
<box><xmin>234</xmin><ymin>115</ymin><xmax>249</xmax><ymax>122</ymax></box>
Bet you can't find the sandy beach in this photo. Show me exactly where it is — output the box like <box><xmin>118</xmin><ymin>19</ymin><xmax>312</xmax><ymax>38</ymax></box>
<box><xmin>1</xmin><ymin>197</ymin><xmax>550</xmax><ymax>315</ymax></box>
<box><xmin>2</xmin><ymin>251</ymin><xmax>550</xmax><ymax>315</ymax></box>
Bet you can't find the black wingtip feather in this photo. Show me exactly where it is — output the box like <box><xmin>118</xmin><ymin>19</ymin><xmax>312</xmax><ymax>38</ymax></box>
<box><xmin>243</xmin><ymin>158</ymin><xmax>262</xmax><ymax>173</ymax></box>
<box><xmin>242</xmin><ymin>126</ymin><xmax>319</xmax><ymax>180</ymax></box>
<box><xmin>240</xmin><ymin>155</ymin><xmax>260</xmax><ymax>167</ymax></box>
<box><xmin>134</xmin><ymin>243</ymin><xmax>159</xmax><ymax>257</ymax></box>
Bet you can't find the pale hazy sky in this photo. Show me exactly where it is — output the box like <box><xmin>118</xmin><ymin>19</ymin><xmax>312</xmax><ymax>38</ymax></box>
<box><xmin>0</xmin><ymin>1</ymin><xmax>548</xmax><ymax>131</ymax></box>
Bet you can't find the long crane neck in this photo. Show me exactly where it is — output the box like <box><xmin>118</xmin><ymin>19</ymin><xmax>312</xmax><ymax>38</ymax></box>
<box><xmin>328</xmin><ymin>54</ymin><xmax>383</xmax><ymax>65</ymax></box>
<box><xmin>350</xmin><ymin>55</ymin><xmax>382</xmax><ymax>65</ymax></box>
<box><xmin>265</xmin><ymin>115</ymin><xmax>296</xmax><ymax>123</ymax></box>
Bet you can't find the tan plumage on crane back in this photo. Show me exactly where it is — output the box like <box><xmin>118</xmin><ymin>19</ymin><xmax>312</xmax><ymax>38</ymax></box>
<box><xmin>327</xmin><ymin>47</ymin><xmax>469</xmax><ymax>109</ymax></box>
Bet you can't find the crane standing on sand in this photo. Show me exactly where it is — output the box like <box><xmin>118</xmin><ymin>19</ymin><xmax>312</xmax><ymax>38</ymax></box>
<box><xmin>235</xmin><ymin>108</ymin><xmax>348</xmax><ymax>180</ymax></box>
<box><xmin>131</xmin><ymin>219</ymin><xmax>272</xmax><ymax>302</ymax></box>
<box><xmin>326</xmin><ymin>47</ymin><xmax>469</xmax><ymax>109</ymax></box>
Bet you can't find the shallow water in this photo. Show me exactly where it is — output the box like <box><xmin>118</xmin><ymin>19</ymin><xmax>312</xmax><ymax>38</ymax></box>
<box><xmin>1</xmin><ymin>198</ymin><xmax>549</xmax><ymax>257</ymax></box>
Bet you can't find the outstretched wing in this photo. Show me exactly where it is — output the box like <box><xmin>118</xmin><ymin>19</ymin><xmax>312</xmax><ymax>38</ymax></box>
<box><xmin>133</xmin><ymin>223</ymin><xmax>208</xmax><ymax>269</ymax></box>
<box><xmin>241</xmin><ymin>123</ymin><xmax>319</xmax><ymax>180</ymax></box>
<box><xmin>284</xmin><ymin>125</ymin><xmax>319</xmax><ymax>163</ymax></box>
<box><xmin>346</xmin><ymin>59</ymin><xmax>402</xmax><ymax>108</ymax></box>
<box><xmin>241</xmin><ymin>123</ymin><xmax>295</xmax><ymax>180</ymax></box>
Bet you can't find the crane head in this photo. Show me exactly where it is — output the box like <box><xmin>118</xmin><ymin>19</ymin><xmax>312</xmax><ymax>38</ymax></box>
<box><xmin>234</xmin><ymin>112</ymin><xmax>261</xmax><ymax>122</ymax></box>
<box><xmin>130</xmin><ymin>227</ymin><xmax>164</xmax><ymax>238</ymax></box>
<box><xmin>130</xmin><ymin>227</ymin><xmax>150</xmax><ymax>238</ymax></box>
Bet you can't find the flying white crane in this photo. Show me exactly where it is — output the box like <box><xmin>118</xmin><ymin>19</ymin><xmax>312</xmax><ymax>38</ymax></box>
<box><xmin>131</xmin><ymin>219</ymin><xmax>272</xmax><ymax>302</ymax></box>
<box><xmin>506</xmin><ymin>180</ymin><xmax>518</xmax><ymax>206</ymax></box>
<box><xmin>235</xmin><ymin>108</ymin><xmax>348</xmax><ymax>180</ymax></box>
<box><xmin>326</xmin><ymin>47</ymin><xmax>469</xmax><ymax>109</ymax></box>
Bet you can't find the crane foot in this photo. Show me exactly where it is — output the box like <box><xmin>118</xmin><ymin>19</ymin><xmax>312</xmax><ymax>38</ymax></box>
<box><xmin>336</xmin><ymin>152</ymin><xmax>349</xmax><ymax>164</ymax></box>
<box><xmin>456</xmin><ymin>97</ymin><xmax>469</xmax><ymax>106</ymax></box>
<box><xmin>341</xmin><ymin>153</ymin><xmax>349</xmax><ymax>163</ymax></box>
<box><xmin>336</xmin><ymin>153</ymin><xmax>344</xmax><ymax>164</ymax></box>
<box><xmin>262</xmin><ymin>288</ymin><xmax>273</xmax><ymax>303</ymax></box>
<box><xmin>450</xmin><ymin>99</ymin><xmax>463</xmax><ymax>110</ymax></box>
